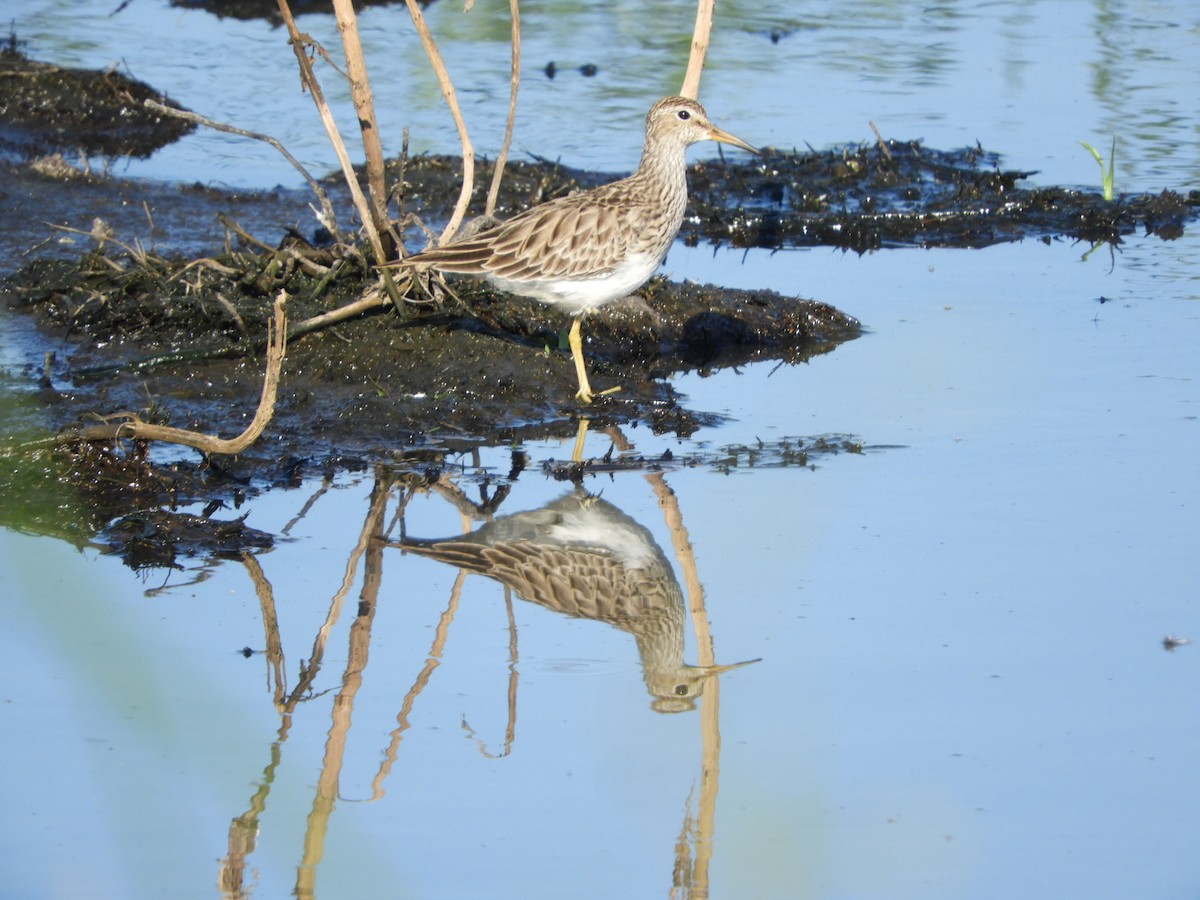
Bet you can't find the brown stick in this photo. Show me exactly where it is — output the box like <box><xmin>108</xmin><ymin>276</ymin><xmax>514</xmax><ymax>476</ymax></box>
<box><xmin>869</xmin><ymin>120</ymin><xmax>895</xmax><ymax>162</ymax></box>
<box><xmin>403</xmin><ymin>0</ymin><xmax>475</xmax><ymax>243</ymax></box>
<box><xmin>680</xmin><ymin>0</ymin><xmax>716</xmax><ymax>100</ymax></box>
<box><xmin>485</xmin><ymin>0</ymin><xmax>522</xmax><ymax>219</ymax></box>
<box><xmin>294</xmin><ymin>478</ymin><xmax>389</xmax><ymax>888</ymax></box>
<box><xmin>284</xmin><ymin>473</ymin><xmax>393</xmax><ymax>717</ymax></box>
<box><xmin>241</xmin><ymin>552</ymin><xmax>288</xmax><ymax>707</ymax></box>
<box><xmin>330</xmin><ymin>0</ymin><xmax>393</xmax><ymax>256</ymax></box>
<box><xmin>60</xmin><ymin>294</ymin><xmax>289</xmax><ymax>455</ymax></box>
<box><xmin>276</xmin><ymin>0</ymin><xmax>387</xmax><ymax>264</ymax></box>
<box><xmin>646</xmin><ymin>472</ymin><xmax>713</xmax><ymax>664</ymax></box>
<box><xmin>287</xmin><ymin>286</ymin><xmax>393</xmax><ymax>340</ymax></box>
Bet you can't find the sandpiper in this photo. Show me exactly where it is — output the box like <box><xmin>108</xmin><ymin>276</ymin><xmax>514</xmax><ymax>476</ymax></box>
<box><xmin>396</xmin><ymin>490</ymin><xmax>759</xmax><ymax>712</ymax></box>
<box><xmin>387</xmin><ymin>96</ymin><xmax>759</xmax><ymax>403</ymax></box>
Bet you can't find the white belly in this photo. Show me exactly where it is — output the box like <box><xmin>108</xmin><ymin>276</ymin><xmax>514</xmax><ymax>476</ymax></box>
<box><xmin>487</xmin><ymin>251</ymin><xmax>662</xmax><ymax>316</ymax></box>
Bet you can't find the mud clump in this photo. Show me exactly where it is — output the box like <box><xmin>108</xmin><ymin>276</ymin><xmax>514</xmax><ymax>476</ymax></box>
<box><xmin>2</xmin><ymin>245</ymin><xmax>859</xmax><ymax>458</ymax></box>
<box><xmin>686</xmin><ymin>141</ymin><xmax>1200</xmax><ymax>252</ymax></box>
<box><xmin>0</xmin><ymin>47</ymin><xmax>195</xmax><ymax>160</ymax></box>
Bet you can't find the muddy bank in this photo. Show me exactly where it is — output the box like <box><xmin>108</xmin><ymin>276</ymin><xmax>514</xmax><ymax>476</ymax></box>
<box><xmin>5</xmin><ymin>139</ymin><xmax>1194</xmax><ymax>477</ymax></box>
<box><xmin>5</xmin><ymin>248</ymin><xmax>856</xmax><ymax>449</ymax></box>
<box><xmin>711</xmin><ymin>143</ymin><xmax>1198</xmax><ymax>251</ymax></box>
<box><xmin>169</xmin><ymin>0</ymin><xmax>424</xmax><ymax>24</ymax></box>
<box><xmin>0</xmin><ymin>46</ymin><xmax>194</xmax><ymax>160</ymax></box>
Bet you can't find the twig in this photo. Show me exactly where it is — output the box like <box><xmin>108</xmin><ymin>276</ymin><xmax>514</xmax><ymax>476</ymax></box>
<box><xmin>61</xmin><ymin>282</ymin><xmax>392</xmax><ymax>384</ymax></box>
<box><xmin>275</xmin><ymin>0</ymin><xmax>385</xmax><ymax>264</ymax></box>
<box><xmin>167</xmin><ymin>257</ymin><xmax>240</xmax><ymax>280</ymax></box>
<box><xmin>287</xmin><ymin>286</ymin><xmax>393</xmax><ymax>339</ymax></box>
<box><xmin>869</xmin><ymin>120</ymin><xmax>894</xmax><ymax>162</ymax></box>
<box><xmin>213</xmin><ymin>291</ymin><xmax>249</xmax><ymax>338</ymax></box>
<box><xmin>331</xmin><ymin>0</ymin><xmax>393</xmax><ymax>255</ymax></box>
<box><xmin>680</xmin><ymin>0</ymin><xmax>715</xmax><ymax>100</ymax></box>
<box><xmin>58</xmin><ymin>293</ymin><xmax>289</xmax><ymax>455</ymax></box>
<box><xmin>240</xmin><ymin>551</ymin><xmax>288</xmax><ymax>706</ymax></box>
<box><xmin>403</xmin><ymin>0</ymin><xmax>475</xmax><ymax>243</ymax></box>
<box><xmin>48</xmin><ymin>221</ymin><xmax>151</xmax><ymax>263</ymax></box>
<box><xmin>142</xmin><ymin>98</ymin><xmax>339</xmax><ymax>240</ymax></box>
<box><xmin>218</xmin><ymin>213</ymin><xmax>276</xmax><ymax>253</ymax></box>
<box><xmin>485</xmin><ymin>0</ymin><xmax>522</xmax><ymax>219</ymax></box>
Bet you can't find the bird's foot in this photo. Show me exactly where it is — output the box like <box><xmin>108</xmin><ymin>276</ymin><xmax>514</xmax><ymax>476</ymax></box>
<box><xmin>575</xmin><ymin>385</ymin><xmax>621</xmax><ymax>405</ymax></box>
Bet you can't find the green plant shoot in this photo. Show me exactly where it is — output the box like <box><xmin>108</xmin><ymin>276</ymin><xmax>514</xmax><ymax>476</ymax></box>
<box><xmin>1080</xmin><ymin>136</ymin><xmax>1116</xmax><ymax>201</ymax></box>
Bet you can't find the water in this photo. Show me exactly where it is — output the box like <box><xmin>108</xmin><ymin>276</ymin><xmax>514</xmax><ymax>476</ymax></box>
<box><xmin>3</xmin><ymin>1</ymin><xmax>1200</xmax><ymax>898</ymax></box>
<box><xmin>13</xmin><ymin>0</ymin><xmax>1200</xmax><ymax>190</ymax></box>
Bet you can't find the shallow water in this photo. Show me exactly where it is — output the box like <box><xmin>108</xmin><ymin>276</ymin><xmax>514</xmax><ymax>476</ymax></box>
<box><xmin>4</xmin><ymin>1</ymin><xmax>1200</xmax><ymax>898</ymax></box>
<box><xmin>14</xmin><ymin>0</ymin><xmax>1200</xmax><ymax>191</ymax></box>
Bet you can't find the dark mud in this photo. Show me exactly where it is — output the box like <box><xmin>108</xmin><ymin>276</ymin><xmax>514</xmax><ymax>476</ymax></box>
<box><xmin>5</xmin><ymin>248</ymin><xmax>853</xmax><ymax>445</ymax></box>
<box><xmin>2</xmin><ymin>47</ymin><xmax>1198</xmax><ymax>566</ymax></box>
<box><xmin>705</xmin><ymin>142</ymin><xmax>1198</xmax><ymax>251</ymax></box>
<box><xmin>169</xmin><ymin>0</ymin><xmax>426</xmax><ymax>24</ymax></box>
<box><xmin>0</xmin><ymin>47</ymin><xmax>195</xmax><ymax>160</ymax></box>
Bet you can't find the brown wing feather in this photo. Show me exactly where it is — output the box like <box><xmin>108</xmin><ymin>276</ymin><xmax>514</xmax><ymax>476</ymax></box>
<box><xmin>397</xmin><ymin>183</ymin><xmax>637</xmax><ymax>282</ymax></box>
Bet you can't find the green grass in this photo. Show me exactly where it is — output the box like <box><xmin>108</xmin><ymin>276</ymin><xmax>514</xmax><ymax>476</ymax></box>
<box><xmin>1079</xmin><ymin>136</ymin><xmax>1116</xmax><ymax>201</ymax></box>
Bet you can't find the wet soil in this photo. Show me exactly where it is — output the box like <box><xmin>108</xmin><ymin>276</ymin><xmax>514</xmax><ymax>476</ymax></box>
<box><xmin>2</xmin><ymin>47</ymin><xmax>1198</xmax><ymax>565</ymax></box>
<box><xmin>169</xmin><ymin>0</ymin><xmax>426</xmax><ymax>24</ymax></box>
<box><xmin>0</xmin><ymin>46</ymin><xmax>195</xmax><ymax>160</ymax></box>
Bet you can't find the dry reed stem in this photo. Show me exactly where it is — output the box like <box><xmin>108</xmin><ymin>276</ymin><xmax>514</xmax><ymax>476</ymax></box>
<box><xmin>648</xmin><ymin>468</ymin><xmax>721</xmax><ymax>896</ymax></box>
<box><xmin>402</xmin><ymin>0</ymin><xmax>476</xmax><ymax>243</ymax></box>
<box><xmin>282</xmin><ymin>473</ymin><xmax>392</xmax><ymax>718</ymax></box>
<box><xmin>331</xmin><ymin>0</ymin><xmax>392</xmax><ymax>252</ymax></box>
<box><xmin>61</xmin><ymin>292</ymin><xmax>289</xmax><ymax>455</ymax></box>
<box><xmin>294</xmin><ymin>478</ymin><xmax>389</xmax><ymax>890</ymax></box>
<box><xmin>369</xmin><ymin>565</ymin><xmax>466</xmax><ymax>800</ymax></box>
<box><xmin>48</xmin><ymin>222</ymin><xmax>151</xmax><ymax>263</ymax></box>
<box><xmin>680</xmin><ymin>0</ymin><xmax>716</xmax><ymax>100</ymax></box>
<box><xmin>646</xmin><ymin>472</ymin><xmax>713</xmax><ymax>665</ymax></box>
<box><xmin>275</xmin><ymin>0</ymin><xmax>387</xmax><ymax>264</ymax></box>
<box><xmin>287</xmin><ymin>286</ymin><xmax>392</xmax><ymax>340</ymax></box>
<box><xmin>870</xmin><ymin>120</ymin><xmax>895</xmax><ymax>162</ymax></box>
<box><xmin>241</xmin><ymin>551</ymin><xmax>288</xmax><ymax>707</ymax></box>
<box><xmin>485</xmin><ymin>0</ymin><xmax>522</xmax><ymax>219</ymax></box>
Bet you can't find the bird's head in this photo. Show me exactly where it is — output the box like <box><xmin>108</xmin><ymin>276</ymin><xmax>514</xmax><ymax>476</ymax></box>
<box><xmin>646</xmin><ymin>96</ymin><xmax>760</xmax><ymax>155</ymax></box>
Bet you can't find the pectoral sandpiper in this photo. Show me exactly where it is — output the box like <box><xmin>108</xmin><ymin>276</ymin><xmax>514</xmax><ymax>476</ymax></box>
<box><xmin>396</xmin><ymin>490</ymin><xmax>759</xmax><ymax>712</ymax></box>
<box><xmin>386</xmin><ymin>96</ymin><xmax>759</xmax><ymax>403</ymax></box>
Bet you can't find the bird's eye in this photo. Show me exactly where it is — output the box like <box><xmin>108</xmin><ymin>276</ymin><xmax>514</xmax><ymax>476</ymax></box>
<box><xmin>677</xmin><ymin>110</ymin><xmax>691</xmax><ymax>121</ymax></box>
<box><xmin>674</xmin><ymin>684</ymin><xmax>689</xmax><ymax>695</ymax></box>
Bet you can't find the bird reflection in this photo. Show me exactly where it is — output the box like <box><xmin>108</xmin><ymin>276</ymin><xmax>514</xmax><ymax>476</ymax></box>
<box><xmin>400</xmin><ymin>489</ymin><xmax>756</xmax><ymax>712</ymax></box>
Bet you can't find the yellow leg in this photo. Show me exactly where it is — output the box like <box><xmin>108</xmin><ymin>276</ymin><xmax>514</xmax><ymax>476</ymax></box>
<box><xmin>568</xmin><ymin>316</ymin><xmax>594</xmax><ymax>404</ymax></box>
<box><xmin>567</xmin><ymin>315</ymin><xmax>621</xmax><ymax>404</ymax></box>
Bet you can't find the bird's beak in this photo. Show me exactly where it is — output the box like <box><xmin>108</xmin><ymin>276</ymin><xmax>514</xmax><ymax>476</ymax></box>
<box><xmin>702</xmin><ymin>657</ymin><xmax>762</xmax><ymax>676</ymax></box>
<box><xmin>708</xmin><ymin>125</ymin><xmax>760</xmax><ymax>156</ymax></box>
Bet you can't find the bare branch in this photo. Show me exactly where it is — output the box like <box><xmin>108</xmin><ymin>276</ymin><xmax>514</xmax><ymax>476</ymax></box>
<box><xmin>680</xmin><ymin>0</ymin><xmax>715</xmax><ymax>100</ymax></box>
<box><xmin>331</xmin><ymin>0</ymin><xmax>393</xmax><ymax>254</ymax></box>
<box><xmin>275</xmin><ymin>0</ymin><xmax>387</xmax><ymax>264</ymax></box>
<box><xmin>142</xmin><ymin>98</ymin><xmax>340</xmax><ymax>241</ymax></box>
<box><xmin>485</xmin><ymin>0</ymin><xmax>522</xmax><ymax>219</ymax></box>
<box><xmin>403</xmin><ymin>0</ymin><xmax>475</xmax><ymax>243</ymax></box>
<box><xmin>287</xmin><ymin>286</ymin><xmax>393</xmax><ymax>340</ymax></box>
<box><xmin>59</xmin><ymin>294</ymin><xmax>289</xmax><ymax>456</ymax></box>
